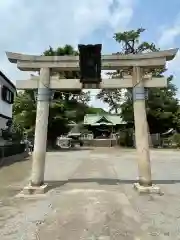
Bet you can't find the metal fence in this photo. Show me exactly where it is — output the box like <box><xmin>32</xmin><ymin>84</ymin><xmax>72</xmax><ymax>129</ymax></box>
<box><xmin>133</xmin><ymin>133</ymin><xmax>161</xmax><ymax>147</ymax></box>
<box><xmin>59</xmin><ymin>132</ymin><xmax>175</xmax><ymax>148</ymax></box>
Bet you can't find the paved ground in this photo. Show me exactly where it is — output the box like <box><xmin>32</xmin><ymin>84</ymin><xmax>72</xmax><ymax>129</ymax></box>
<box><xmin>0</xmin><ymin>148</ymin><xmax>180</xmax><ymax>239</ymax></box>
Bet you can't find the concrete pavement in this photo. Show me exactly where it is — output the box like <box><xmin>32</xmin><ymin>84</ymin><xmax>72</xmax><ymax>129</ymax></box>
<box><xmin>0</xmin><ymin>148</ymin><xmax>180</xmax><ymax>239</ymax></box>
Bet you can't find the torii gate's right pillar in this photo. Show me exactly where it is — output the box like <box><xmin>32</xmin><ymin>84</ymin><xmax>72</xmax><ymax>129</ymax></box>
<box><xmin>132</xmin><ymin>67</ymin><xmax>153</xmax><ymax>192</ymax></box>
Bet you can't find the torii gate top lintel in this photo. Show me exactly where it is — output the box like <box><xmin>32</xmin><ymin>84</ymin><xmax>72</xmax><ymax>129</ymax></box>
<box><xmin>6</xmin><ymin>48</ymin><xmax>178</xmax><ymax>71</ymax></box>
<box><xmin>6</xmin><ymin>48</ymin><xmax>178</xmax><ymax>62</ymax></box>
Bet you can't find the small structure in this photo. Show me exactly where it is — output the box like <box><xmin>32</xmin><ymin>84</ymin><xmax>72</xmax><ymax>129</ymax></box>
<box><xmin>83</xmin><ymin>114</ymin><xmax>125</xmax><ymax>139</ymax></box>
<box><xmin>57</xmin><ymin>123</ymin><xmax>83</xmax><ymax>148</ymax></box>
<box><xmin>0</xmin><ymin>71</ymin><xmax>16</xmax><ymax>145</ymax></box>
<box><xmin>82</xmin><ymin>114</ymin><xmax>125</xmax><ymax>147</ymax></box>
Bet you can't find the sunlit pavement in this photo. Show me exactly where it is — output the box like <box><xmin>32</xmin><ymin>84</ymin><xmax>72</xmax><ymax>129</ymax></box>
<box><xmin>0</xmin><ymin>148</ymin><xmax>180</xmax><ymax>239</ymax></box>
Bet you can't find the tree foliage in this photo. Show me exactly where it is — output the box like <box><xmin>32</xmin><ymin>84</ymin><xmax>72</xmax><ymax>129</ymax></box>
<box><xmin>12</xmin><ymin>45</ymin><xmax>106</xmax><ymax>144</ymax></box>
<box><xmin>97</xmin><ymin>28</ymin><xmax>179</xmax><ymax>133</ymax></box>
<box><xmin>96</xmin><ymin>89</ymin><xmax>122</xmax><ymax>114</ymax></box>
<box><xmin>12</xmin><ymin>45</ymin><xmax>90</xmax><ymax>144</ymax></box>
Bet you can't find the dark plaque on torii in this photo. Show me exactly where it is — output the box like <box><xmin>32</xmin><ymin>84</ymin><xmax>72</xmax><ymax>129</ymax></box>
<box><xmin>78</xmin><ymin>44</ymin><xmax>102</xmax><ymax>88</ymax></box>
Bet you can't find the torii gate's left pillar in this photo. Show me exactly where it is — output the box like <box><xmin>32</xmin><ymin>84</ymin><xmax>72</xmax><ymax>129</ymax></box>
<box><xmin>30</xmin><ymin>68</ymin><xmax>50</xmax><ymax>189</ymax></box>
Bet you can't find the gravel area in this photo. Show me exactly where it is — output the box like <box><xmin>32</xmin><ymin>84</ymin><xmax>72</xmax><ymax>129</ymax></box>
<box><xmin>0</xmin><ymin>148</ymin><xmax>180</xmax><ymax>239</ymax></box>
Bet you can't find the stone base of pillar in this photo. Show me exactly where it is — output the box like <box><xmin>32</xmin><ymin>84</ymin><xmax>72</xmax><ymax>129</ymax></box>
<box><xmin>16</xmin><ymin>184</ymin><xmax>48</xmax><ymax>197</ymax></box>
<box><xmin>133</xmin><ymin>182</ymin><xmax>161</xmax><ymax>194</ymax></box>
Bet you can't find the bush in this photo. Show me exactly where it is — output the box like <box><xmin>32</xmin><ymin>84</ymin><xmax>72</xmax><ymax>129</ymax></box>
<box><xmin>0</xmin><ymin>143</ymin><xmax>25</xmax><ymax>158</ymax></box>
<box><xmin>171</xmin><ymin>133</ymin><xmax>180</xmax><ymax>148</ymax></box>
<box><xmin>117</xmin><ymin>129</ymin><xmax>134</xmax><ymax>147</ymax></box>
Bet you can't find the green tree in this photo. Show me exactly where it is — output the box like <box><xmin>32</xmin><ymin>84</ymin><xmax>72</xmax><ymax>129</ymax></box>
<box><xmin>96</xmin><ymin>89</ymin><xmax>122</xmax><ymax>114</ymax></box>
<box><xmin>86</xmin><ymin>107</ymin><xmax>108</xmax><ymax>115</ymax></box>
<box><xmin>43</xmin><ymin>44</ymin><xmax>90</xmax><ymax>120</ymax></box>
<box><xmin>13</xmin><ymin>45</ymin><xmax>92</xmax><ymax>145</ymax></box>
<box><xmin>13</xmin><ymin>90</ymin><xmax>36</xmax><ymax>132</ymax></box>
<box><xmin>97</xmin><ymin>28</ymin><xmax>179</xmax><ymax>133</ymax></box>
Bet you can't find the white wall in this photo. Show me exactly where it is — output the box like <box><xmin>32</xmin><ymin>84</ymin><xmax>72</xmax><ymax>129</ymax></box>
<box><xmin>0</xmin><ymin>90</ymin><xmax>13</xmax><ymax>118</ymax></box>
<box><xmin>0</xmin><ymin>73</ymin><xmax>16</xmax><ymax>118</ymax></box>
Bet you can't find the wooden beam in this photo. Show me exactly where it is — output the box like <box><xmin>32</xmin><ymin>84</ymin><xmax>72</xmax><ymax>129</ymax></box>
<box><xmin>16</xmin><ymin>58</ymin><xmax>166</xmax><ymax>71</ymax></box>
<box><xmin>6</xmin><ymin>48</ymin><xmax>178</xmax><ymax>71</ymax></box>
<box><xmin>6</xmin><ymin>49</ymin><xmax>178</xmax><ymax>63</ymax></box>
<box><xmin>16</xmin><ymin>77</ymin><xmax>167</xmax><ymax>90</ymax></box>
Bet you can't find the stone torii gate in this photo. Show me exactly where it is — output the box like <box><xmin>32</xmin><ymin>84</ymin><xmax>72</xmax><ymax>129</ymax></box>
<box><xmin>6</xmin><ymin>48</ymin><xmax>178</xmax><ymax>194</ymax></box>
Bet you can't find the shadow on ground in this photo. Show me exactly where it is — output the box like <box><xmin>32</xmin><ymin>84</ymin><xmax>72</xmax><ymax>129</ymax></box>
<box><xmin>0</xmin><ymin>153</ymin><xmax>30</xmax><ymax>168</ymax></box>
<box><xmin>47</xmin><ymin>147</ymin><xmax>93</xmax><ymax>152</ymax></box>
<box><xmin>45</xmin><ymin>178</ymin><xmax>180</xmax><ymax>191</ymax></box>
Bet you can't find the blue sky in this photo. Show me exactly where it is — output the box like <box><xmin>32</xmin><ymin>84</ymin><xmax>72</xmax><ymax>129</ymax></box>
<box><xmin>0</xmin><ymin>0</ymin><xmax>179</xmax><ymax>110</ymax></box>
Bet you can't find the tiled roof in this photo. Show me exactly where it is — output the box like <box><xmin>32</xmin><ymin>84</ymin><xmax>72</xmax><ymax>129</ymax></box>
<box><xmin>83</xmin><ymin>114</ymin><xmax>125</xmax><ymax>125</ymax></box>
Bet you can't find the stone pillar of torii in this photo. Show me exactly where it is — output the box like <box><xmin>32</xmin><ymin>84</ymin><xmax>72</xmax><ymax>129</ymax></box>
<box><xmin>6</xmin><ymin>48</ymin><xmax>178</xmax><ymax>194</ymax></box>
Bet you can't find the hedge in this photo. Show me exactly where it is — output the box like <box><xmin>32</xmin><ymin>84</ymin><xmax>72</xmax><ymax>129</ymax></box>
<box><xmin>0</xmin><ymin>143</ymin><xmax>26</xmax><ymax>158</ymax></box>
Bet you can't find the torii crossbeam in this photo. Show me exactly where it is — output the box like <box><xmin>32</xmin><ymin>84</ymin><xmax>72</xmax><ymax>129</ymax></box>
<box><xmin>16</xmin><ymin>75</ymin><xmax>167</xmax><ymax>90</ymax></box>
<box><xmin>6</xmin><ymin>48</ymin><xmax>178</xmax><ymax>195</ymax></box>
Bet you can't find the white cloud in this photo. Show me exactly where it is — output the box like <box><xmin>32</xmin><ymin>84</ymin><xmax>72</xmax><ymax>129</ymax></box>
<box><xmin>167</xmin><ymin>50</ymin><xmax>180</xmax><ymax>75</ymax></box>
<box><xmin>0</xmin><ymin>0</ymin><xmax>136</xmax><ymax>109</ymax></box>
<box><xmin>158</xmin><ymin>15</ymin><xmax>180</xmax><ymax>47</ymax></box>
<box><xmin>158</xmin><ymin>14</ymin><xmax>180</xmax><ymax>76</ymax></box>
<box><xmin>0</xmin><ymin>0</ymin><xmax>135</xmax><ymax>82</ymax></box>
